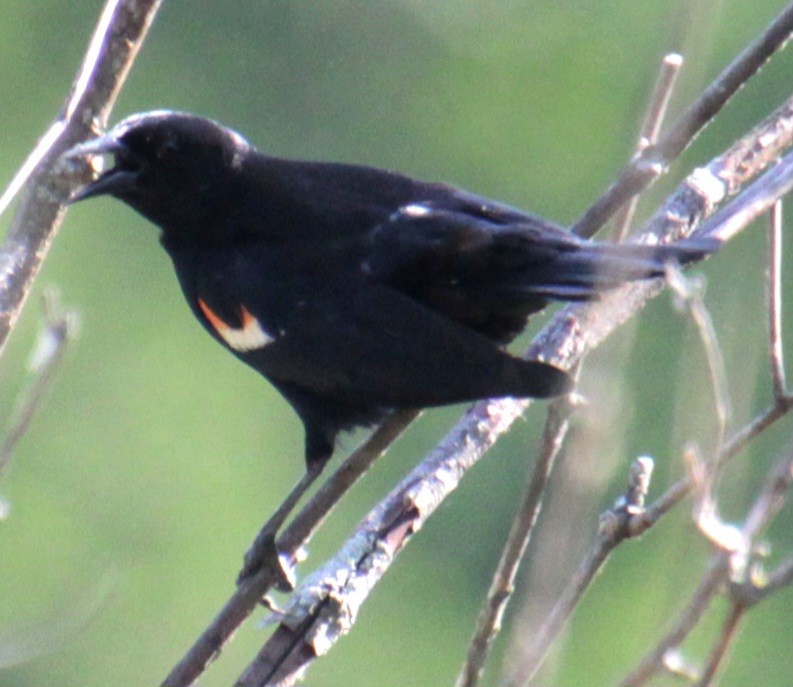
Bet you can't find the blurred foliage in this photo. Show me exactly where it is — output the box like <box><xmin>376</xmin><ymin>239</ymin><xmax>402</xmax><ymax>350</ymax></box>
<box><xmin>1</xmin><ymin>1</ymin><xmax>793</xmax><ymax>685</ymax></box>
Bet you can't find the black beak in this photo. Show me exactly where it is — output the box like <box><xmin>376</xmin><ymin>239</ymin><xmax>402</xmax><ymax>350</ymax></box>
<box><xmin>65</xmin><ymin>135</ymin><xmax>139</xmax><ymax>203</ymax></box>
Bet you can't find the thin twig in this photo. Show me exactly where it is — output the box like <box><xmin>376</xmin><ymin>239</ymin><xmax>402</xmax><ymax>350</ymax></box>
<box><xmin>455</xmin><ymin>386</ymin><xmax>578</xmax><ymax>687</ymax></box>
<box><xmin>625</xmin><ymin>445</ymin><xmax>793</xmax><ymax>686</ymax></box>
<box><xmin>640</xmin><ymin>53</ymin><xmax>686</xmax><ymax>150</ymax></box>
<box><xmin>502</xmin><ymin>457</ymin><xmax>656</xmax><ymax>687</ymax></box>
<box><xmin>531</xmin><ymin>97</ymin><xmax>793</xmax><ymax>542</ymax></box>
<box><xmin>666</xmin><ymin>265</ymin><xmax>731</xmax><ymax>452</ymax></box>
<box><xmin>767</xmin><ymin>201</ymin><xmax>788</xmax><ymax>401</ymax></box>
<box><xmin>742</xmin><ymin>447</ymin><xmax>793</xmax><ymax>545</ymax></box>
<box><xmin>686</xmin><ymin>445</ymin><xmax>749</xmax><ymax>559</ymax></box>
<box><xmin>621</xmin><ymin>185</ymin><xmax>793</xmax><ymax>542</ymax></box>
<box><xmin>613</xmin><ymin>53</ymin><xmax>684</xmax><ymax>242</ymax></box>
<box><xmin>573</xmin><ymin>3</ymin><xmax>793</xmax><ymax>238</ymax></box>
<box><xmin>0</xmin><ymin>291</ymin><xmax>78</xmax><ymax>479</ymax></box>
<box><xmin>0</xmin><ymin>0</ymin><xmax>162</xmax><ymax>357</ymax></box>
<box><xmin>760</xmin><ymin>555</ymin><xmax>793</xmax><ymax>598</ymax></box>
<box><xmin>722</xmin><ymin>448</ymin><xmax>793</xmax><ymax>604</ymax></box>
<box><xmin>619</xmin><ymin>556</ymin><xmax>729</xmax><ymax>687</ymax></box>
<box><xmin>719</xmin><ymin>399</ymin><xmax>793</xmax><ymax>467</ymax></box>
<box><xmin>631</xmin><ymin>394</ymin><xmax>793</xmax><ymax>537</ymax></box>
<box><xmin>695</xmin><ymin>603</ymin><xmax>744</xmax><ymax>687</ymax></box>
<box><xmin>513</xmin><ymin>251</ymin><xmax>793</xmax><ymax>685</ymax></box>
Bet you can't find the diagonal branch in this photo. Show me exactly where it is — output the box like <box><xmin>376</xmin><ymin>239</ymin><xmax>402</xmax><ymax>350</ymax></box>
<box><xmin>623</xmin><ymin>443</ymin><xmax>793</xmax><ymax>687</ymax></box>
<box><xmin>0</xmin><ymin>0</ymin><xmax>163</xmax><ymax>357</ymax></box>
<box><xmin>0</xmin><ymin>290</ymin><xmax>78</xmax><ymax>478</ymax></box>
<box><xmin>666</xmin><ymin>265</ymin><xmax>731</xmax><ymax>453</ymax></box>
<box><xmin>454</xmin><ymin>387</ymin><xmax>578</xmax><ymax>687</ymax></box>
<box><xmin>619</xmin><ymin>555</ymin><xmax>730</xmax><ymax>687</ymax></box>
<box><xmin>767</xmin><ymin>201</ymin><xmax>789</xmax><ymax>401</ymax></box>
<box><xmin>504</xmin><ymin>456</ymin><xmax>656</xmax><ymax>687</ymax></box>
<box><xmin>613</xmin><ymin>53</ymin><xmax>684</xmax><ymax>242</ymax></box>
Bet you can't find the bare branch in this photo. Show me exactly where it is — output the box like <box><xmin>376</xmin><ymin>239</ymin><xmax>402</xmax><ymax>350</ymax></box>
<box><xmin>635</xmin><ymin>91</ymin><xmax>793</xmax><ymax>249</ymax></box>
<box><xmin>235</xmin><ymin>395</ymin><xmax>537</xmax><ymax>687</ymax></box>
<box><xmin>687</xmin><ymin>445</ymin><xmax>748</xmax><ymax>557</ymax></box>
<box><xmin>0</xmin><ymin>0</ymin><xmax>162</xmax><ymax>357</ymax></box>
<box><xmin>613</xmin><ymin>53</ymin><xmax>684</xmax><ymax>242</ymax></box>
<box><xmin>455</xmin><ymin>387</ymin><xmax>578</xmax><ymax>687</ymax></box>
<box><xmin>761</xmin><ymin>556</ymin><xmax>793</xmax><ymax>598</ymax></box>
<box><xmin>0</xmin><ymin>290</ymin><xmax>78</xmax><ymax>480</ymax></box>
<box><xmin>573</xmin><ymin>3</ymin><xmax>793</xmax><ymax>238</ymax></box>
<box><xmin>666</xmin><ymin>265</ymin><xmax>731</xmax><ymax>452</ymax></box>
<box><xmin>631</xmin><ymin>390</ymin><xmax>793</xmax><ymax>538</ymax></box>
<box><xmin>767</xmin><ymin>201</ymin><xmax>788</xmax><ymax>401</ymax></box>
<box><xmin>504</xmin><ymin>457</ymin><xmax>656</xmax><ymax>687</ymax></box>
<box><xmin>624</xmin><ymin>444</ymin><xmax>793</xmax><ymax>686</ymax></box>
<box><xmin>521</xmin><ymin>97</ymin><xmax>793</xmax><ymax>388</ymax></box>
<box><xmin>722</xmin><ymin>407</ymin><xmax>793</xmax><ymax>489</ymax></box>
<box><xmin>619</xmin><ymin>556</ymin><xmax>729</xmax><ymax>687</ymax></box>
<box><xmin>640</xmin><ymin>53</ymin><xmax>686</xmax><ymax>150</ymax></box>
<box><xmin>697</xmin><ymin>150</ymin><xmax>793</xmax><ymax>243</ymax></box>
<box><xmin>694</xmin><ymin>604</ymin><xmax>744</xmax><ymax>687</ymax></box>
<box><xmin>742</xmin><ymin>447</ymin><xmax>793</xmax><ymax>545</ymax></box>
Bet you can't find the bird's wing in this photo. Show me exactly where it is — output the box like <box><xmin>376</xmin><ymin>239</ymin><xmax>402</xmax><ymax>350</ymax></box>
<box><xmin>364</xmin><ymin>191</ymin><xmax>718</xmax><ymax>301</ymax></box>
<box><xmin>239</xmin><ymin>279</ymin><xmax>571</xmax><ymax>408</ymax></box>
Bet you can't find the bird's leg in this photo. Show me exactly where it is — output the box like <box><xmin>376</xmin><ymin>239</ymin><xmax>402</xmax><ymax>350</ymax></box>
<box><xmin>237</xmin><ymin>460</ymin><xmax>326</xmax><ymax>587</ymax></box>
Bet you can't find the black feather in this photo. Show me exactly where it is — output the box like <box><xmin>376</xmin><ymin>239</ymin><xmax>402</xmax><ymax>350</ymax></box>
<box><xmin>66</xmin><ymin>111</ymin><xmax>719</xmax><ymax>466</ymax></box>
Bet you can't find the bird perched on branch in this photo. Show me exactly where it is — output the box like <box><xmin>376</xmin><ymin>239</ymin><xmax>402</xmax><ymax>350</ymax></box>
<box><xmin>65</xmin><ymin>111</ymin><xmax>717</xmax><ymax>578</ymax></box>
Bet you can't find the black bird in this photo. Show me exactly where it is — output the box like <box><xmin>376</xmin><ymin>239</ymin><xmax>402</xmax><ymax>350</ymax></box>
<box><xmin>65</xmin><ymin>111</ymin><xmax>716</xmax><ymax>577</ymax></box>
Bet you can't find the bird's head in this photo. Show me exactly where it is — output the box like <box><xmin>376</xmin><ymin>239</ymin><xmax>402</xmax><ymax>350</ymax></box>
<box><xmin>66</xmin><ymin>111</ymin><xmax>251</xmax><ymax>231</ymax></box>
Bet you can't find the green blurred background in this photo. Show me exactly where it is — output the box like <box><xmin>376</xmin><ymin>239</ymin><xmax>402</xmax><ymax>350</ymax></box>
<box><xmin>2</xmin><ymin>1</ymin><xmax>793</xmax><ymax>685</ymax></box>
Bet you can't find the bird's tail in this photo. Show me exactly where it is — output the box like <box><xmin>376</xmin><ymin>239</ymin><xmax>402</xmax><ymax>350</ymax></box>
<box><xmin>516</xmin><ymin>236</ymin><xmax>719</xmax><ymax>301</ymax></box>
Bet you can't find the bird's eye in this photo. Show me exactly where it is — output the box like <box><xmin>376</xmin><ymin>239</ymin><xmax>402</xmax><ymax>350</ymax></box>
<box><xmin>156</xmin><ymin>138</ymin><xmax>180</xmax><ymax>161</ymax></box>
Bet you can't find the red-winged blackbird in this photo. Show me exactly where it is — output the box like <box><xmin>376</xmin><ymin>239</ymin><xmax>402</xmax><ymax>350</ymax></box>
<box><xmin>66</xmin><ymin>112</ymin><xmax>716</xmax><ymax>576</ymax></box>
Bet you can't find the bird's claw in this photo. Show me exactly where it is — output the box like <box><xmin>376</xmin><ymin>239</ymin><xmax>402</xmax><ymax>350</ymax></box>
<box><xmin>237</xmin><ymin>531</ymin><xmax>296</xmax><ymax>592</ymax></box>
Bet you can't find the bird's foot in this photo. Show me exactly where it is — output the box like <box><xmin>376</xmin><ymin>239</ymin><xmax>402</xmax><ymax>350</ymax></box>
<box><xmin>237</xmin><ymin>529</ymin><xmax>296</xmax><ymax>592</ymax></box>
<box><xmin>235</xmin><ymin>462</ymin><xmax>326</xmax><ymax>590</ymax></box>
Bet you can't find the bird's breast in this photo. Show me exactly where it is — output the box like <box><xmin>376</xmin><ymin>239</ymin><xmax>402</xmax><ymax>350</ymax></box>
<box><xmin>170</xmin><ymin>237</ymin><xmax>367</xmax><ymax>362</ymax></box>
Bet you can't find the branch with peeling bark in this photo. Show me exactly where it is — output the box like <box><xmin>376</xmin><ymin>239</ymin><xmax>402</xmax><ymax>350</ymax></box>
<box><xmin>0</xmin><ymin>0</ymin><xmax>162</xmax><ymax>355</ymax></box>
